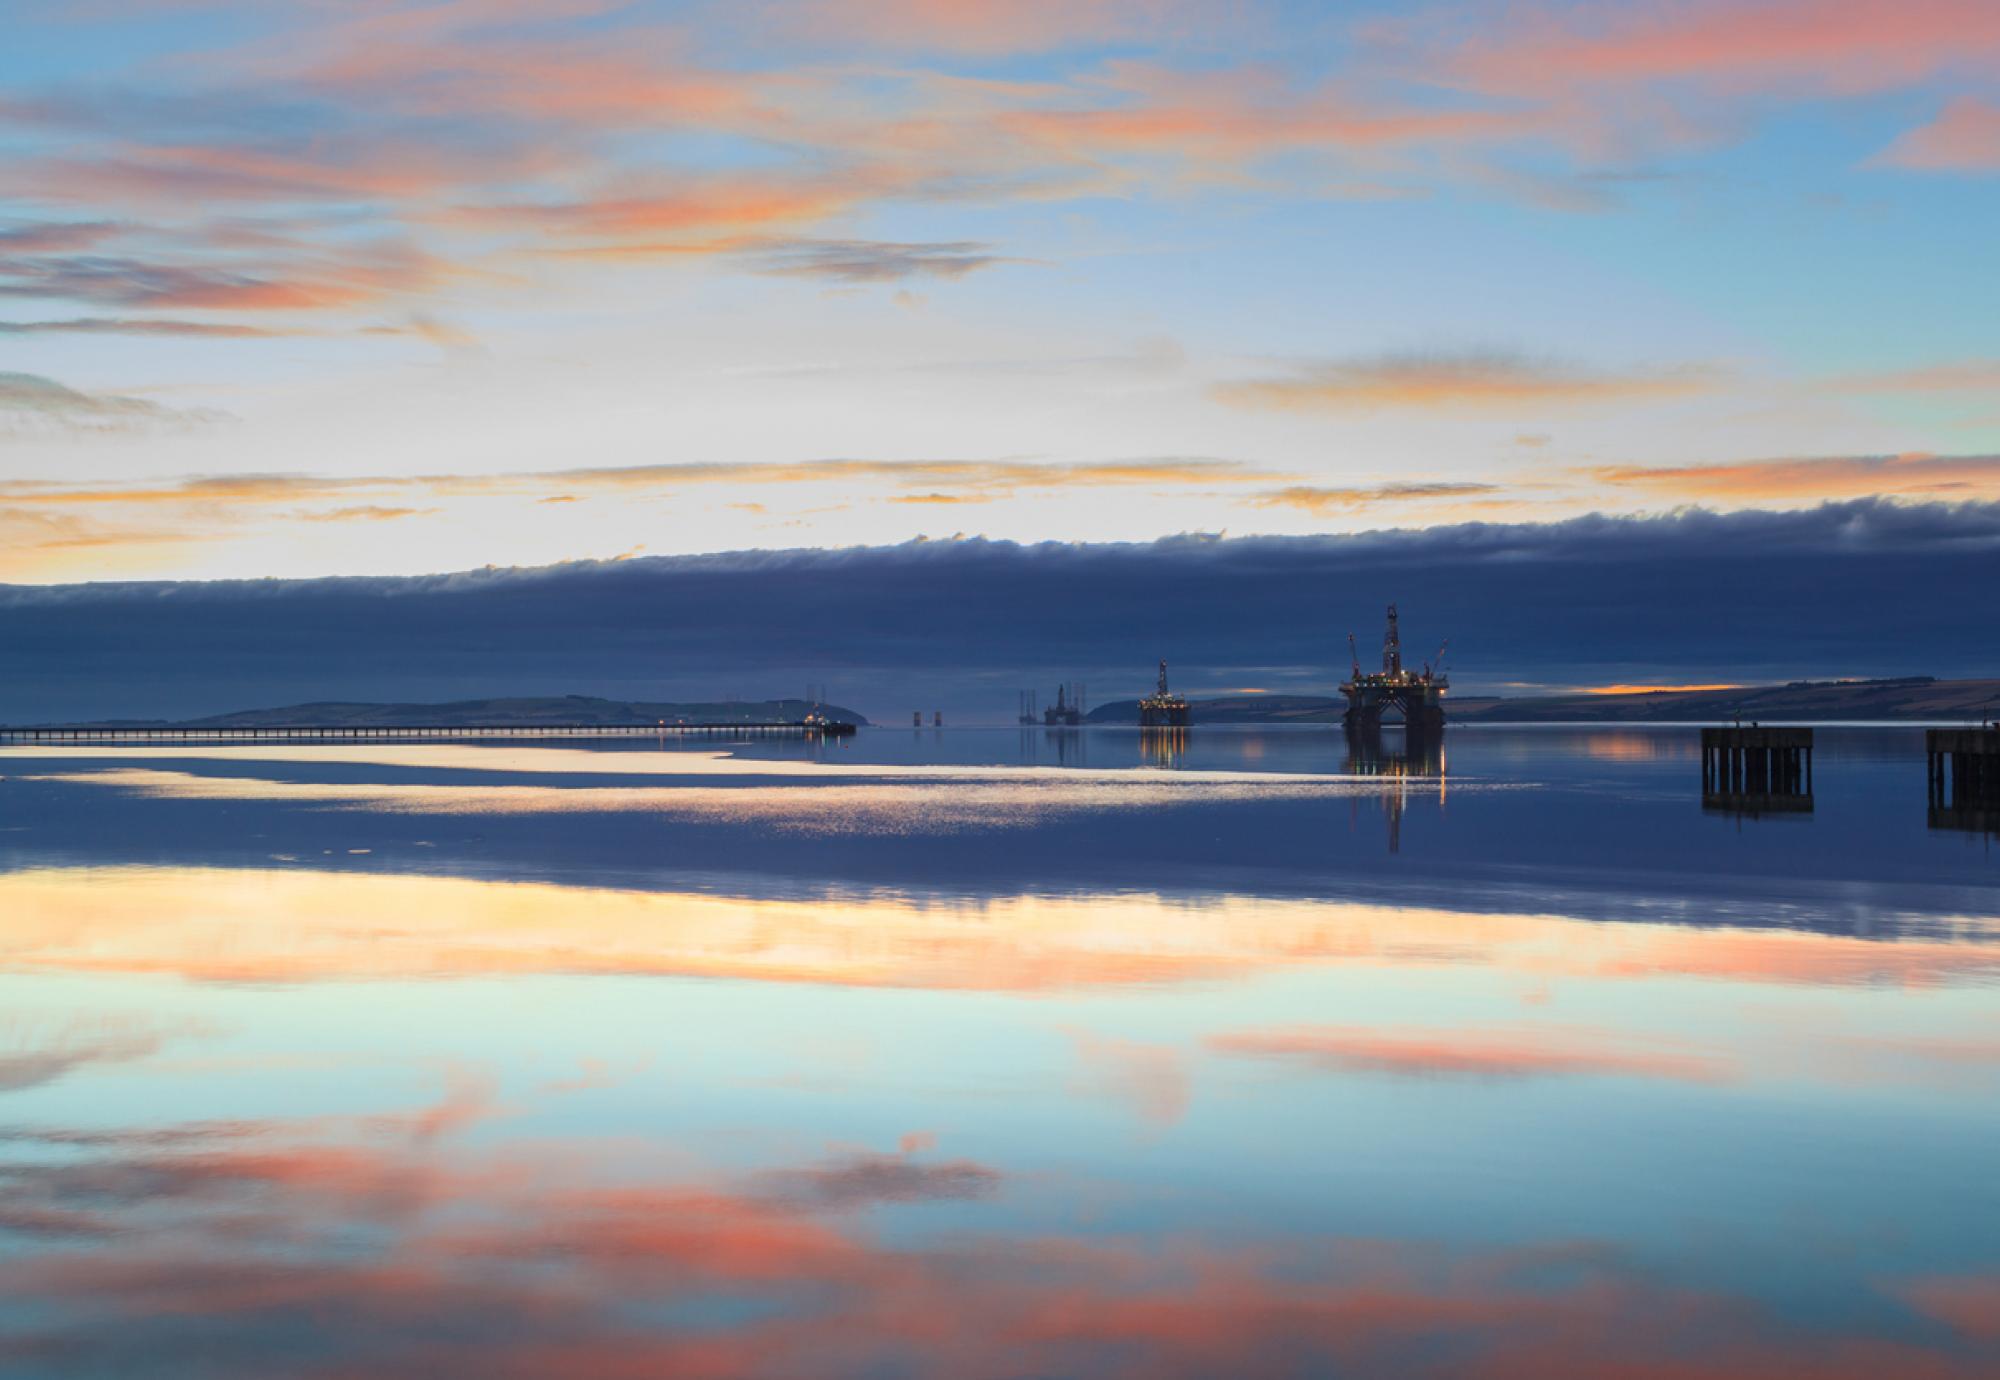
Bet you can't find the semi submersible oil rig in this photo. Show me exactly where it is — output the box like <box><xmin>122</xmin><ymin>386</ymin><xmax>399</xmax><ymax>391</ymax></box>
<box><xmin>1341</xmin><ymin>605</ymin><xmax>1448</xmax><ymax>732</ymax></box>
<box><xmin>1138</xmin><ymin>660</ymin><xmax>1190</xmax><ymax>728</ymax></box>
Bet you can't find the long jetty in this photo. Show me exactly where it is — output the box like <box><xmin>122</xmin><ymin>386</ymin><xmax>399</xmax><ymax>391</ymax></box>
<box><xmin>0</xmin><ymin>721</ymin><xmax>856</xmax><ymax>744</ymax></box>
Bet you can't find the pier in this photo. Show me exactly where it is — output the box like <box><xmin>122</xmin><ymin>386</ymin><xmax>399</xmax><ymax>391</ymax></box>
<box><xmin>0</xmin><ymin>720</ymin><xmax>856</xmax><ymax>744</ymax></box>
<box><xmin>1701</xmin><ymin>726</ymin><xmax>1813</xmax><ymax>816</ymax></box>
<box><xmin>1927</xmin><ymin>726</ymin><xmax>1999</xmax><ymax>835</ymax></box>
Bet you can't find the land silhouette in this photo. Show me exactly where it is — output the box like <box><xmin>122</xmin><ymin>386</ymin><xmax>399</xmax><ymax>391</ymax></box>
<box><xmin>1087</xmin><ymin>677</ymin><xmax>2000</xmax><ymax>726</ymax></box>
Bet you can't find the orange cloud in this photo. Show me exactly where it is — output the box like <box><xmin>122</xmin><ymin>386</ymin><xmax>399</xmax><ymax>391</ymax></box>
<box><xmin>295</xmin><ymin>28</ymin><xmax>760</xmax><ymax>129</ymax></box>
<box><xmin>293</xmin><ymin>505</ymin><xmax>442</xmax><ymax>523</ymax></box>
<box><xmin>1208</xmin><ymin>1023</ymin><xmax>1732</xmax><ymax>1083</ymax></box>
<box><xmin>0</xmin><ymin>458</ymin><xmax>1284</xmax><ymax>514</ymax></box>
<box><xmin>8</xmin><ymin>861</ymin><xmax>1993</xmax><ymax>995</ymax></box>
<box><xmin>485</xmin><ymin>456</ymin><xmax>1287</xmax><ymax>496</ymax></box>
<box><xmin>1245</xmin><ymin>481</ymin><xmax>1500</xmax><ymax>515</ymax></box>
<box><xmin>1584</xmin><ymin>452</ymin><xmax>2000</xmax><ymax>501</ymax></box>
<box><xmin>0</xmin><ymin>474</ymin><xmax>381</xmax><ymax>506</ymax></box>
<box><xmin>1583</xmin><ymin>683</ymin><xmax>1744</xmax><ymax>696</ymax></box>
<box><xmin>473</xmin><ymin>175</ymin><xmax>894</xmax><ymax>253</ymax></box>
<box><xmin>1216</xmin><ymin>352</ymin><xmax>1719</xmax><ymax>413</ymax></box>
<box><xmin>0</xmin><ymin>509</ymin><xmax>207</xmax><ymax>580</ymax></box>
<box><xmin>1836</xmin><ymin>360</ymin><xmax>2000</xmax><ymax>392</ymax></box>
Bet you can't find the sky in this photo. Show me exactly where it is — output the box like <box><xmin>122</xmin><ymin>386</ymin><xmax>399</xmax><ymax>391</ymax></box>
<box><xmin>0</xmin><ymin>0</ymin><xmax>1998</xmax><ymax>587</ymax></box>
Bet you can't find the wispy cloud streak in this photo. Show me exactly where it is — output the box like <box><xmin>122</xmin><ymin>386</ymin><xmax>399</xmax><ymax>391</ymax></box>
<box><xmin>1216</xmin><ymin>351</ymin><xmax>1721</xmax><ymax>413</ymax></box>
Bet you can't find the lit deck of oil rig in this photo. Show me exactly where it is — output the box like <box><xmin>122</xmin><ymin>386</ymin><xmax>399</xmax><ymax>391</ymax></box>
<box><xmin>1341</xmin><ymin>604</ymin><xmax>1447</xmax><ymax>733</ymax></box>
<box><xmin>1138</xmin><ymin>659</ymin><xmax>1190</xmax><ymax>728</ymax></box>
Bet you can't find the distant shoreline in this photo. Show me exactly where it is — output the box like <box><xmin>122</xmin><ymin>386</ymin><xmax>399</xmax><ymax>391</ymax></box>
<box><xmin>43</xmin><ymin>695</ymin><xmax>872</xmax><ymax>731</ymax></box>
<box><xmin>1085</xmin><ymin>676</ymin><xmax>2000</xmax><ymax>727</ymax></box>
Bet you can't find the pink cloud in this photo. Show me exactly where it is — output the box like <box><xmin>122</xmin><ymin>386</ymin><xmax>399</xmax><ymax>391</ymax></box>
<box><xmin>785</xmin><ymin>0</ymin><xmax>1192</xmax><ymax>55</ymax></box>
<box><xmin>2</xmin><ymin>1112</ymin><xmax>1993</xmax><ymax>1379</ymax></box>
<box><xmin>1906</xmin><ymin>1275</ymin><xmax>2000</xmax><ymax>1342</ymax></box>
<box><xmin>1876</xmin><ymin>97</ymin><xmax>2000</xmax><ymax>171</ymax></box>
<box><xmin>1449</xmin><ymin>0</ymin><xmax>2000</xmax><ymax>98</ymax></box>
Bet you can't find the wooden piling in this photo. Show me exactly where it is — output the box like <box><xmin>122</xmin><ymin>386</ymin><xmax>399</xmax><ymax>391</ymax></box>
<box><xmin>1700</xmin><ymin>725</ymin><xmax>1814</xmax><ymax>817</ymax></box>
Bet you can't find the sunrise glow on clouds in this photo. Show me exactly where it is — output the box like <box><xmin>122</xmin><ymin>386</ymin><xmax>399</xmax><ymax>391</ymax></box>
<box><xmin>2</xmin><ymin>0</ymin><xmax>1997</xmax><ymax>581</ymax></box>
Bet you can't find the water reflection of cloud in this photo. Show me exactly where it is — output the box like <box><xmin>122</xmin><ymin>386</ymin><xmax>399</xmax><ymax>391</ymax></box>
<box><xmin>1067</xmin><ymin>1030</ymin><xmax>1192</xmax><ymax>1130</ymax></box>
<box><xmin>1</xmin><ymin>1097</ymin><xmax>1994</xmax><ymax>1379</ymax></box>
<box><xmin>755</xmin><ymin>1149</ymin><xmax>1002</xmax><ymax>1210</ymax></box>
<box><xmin>25</xmin><ymin>765</ymin><xmax>1421</xmax><ymax>835</ymax></box>
<box><xmin>7</xmin><ymin>742</ymin><xmax>1365</xmax><ymax>784</ymax></box>
<box><xmin>0</xmin><ymin>1013</ymin><xmax>205</xmax><ymax>1095</ymax></box>
<box><xmin>1905</xmin><ymin>1275</ymin><xmax>2000</xmax><ymax>1344</ymax></box>
<box><xmin>1</xmin><ymin>867</ymin><xmax>1994</xmax><ymax>994</ymax></box>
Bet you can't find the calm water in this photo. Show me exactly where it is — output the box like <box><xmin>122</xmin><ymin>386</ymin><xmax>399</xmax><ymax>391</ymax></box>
<box><xmin>0</xmin><ymin>725</ymin><xmax>1995</xmax><ymax>1378</ymax></box>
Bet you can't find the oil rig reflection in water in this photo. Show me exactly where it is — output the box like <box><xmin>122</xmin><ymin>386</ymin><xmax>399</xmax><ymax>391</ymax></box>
<box><xmin>1346</xmin><ymin>724</ymin><xmax>1446</xmax><ymax>854</ymax></box>
<box><xmin>1341</xmin><ymin>604</ymin><xmax>1447</xmax><ymax>733</ymax></box>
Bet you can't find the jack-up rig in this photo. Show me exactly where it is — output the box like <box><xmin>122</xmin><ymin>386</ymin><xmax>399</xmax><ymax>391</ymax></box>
<box><xmin>1340</xmin><ymin>605</ymin><xmax>1448</xmax><ymax>733</ymax></box>
<box><xmin>1139</xmin><ymin>659</ymin><xmax>1191</xmax><ymax>728</ymax></box>
<box><xmin>1044</xmin><ymin>682</ymin><xmax>1085</xmax><ymax>726</ymax></box>
<box><xmin>1022</xmin><ymin>683</ymin><xmax>1086</xmax><ymax>726</ymax></box>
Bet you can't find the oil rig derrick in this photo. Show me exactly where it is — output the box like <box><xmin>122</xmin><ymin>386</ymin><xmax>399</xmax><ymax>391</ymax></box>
<box><xmin>1139</xmin><ymin>659</ymin><xmax>1191</xmax><ymax>728</ymax></box>
<box><xmin>1042</xmin><ymin>681</ymin><xmax>1085</xmax><ymax>726</ymax></box>
<box><xmin>1340</xmin><ymin>604</ymin><xmax>1447</xmax><ymax>733</ymax></box>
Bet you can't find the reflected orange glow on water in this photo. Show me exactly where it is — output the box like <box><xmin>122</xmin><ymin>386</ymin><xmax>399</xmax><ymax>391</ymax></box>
<box><xmin>20</xmin><ymin>765</ymin><xmax>1408</xmax><ymax>834</ymax></box>
<box><xmin>1</xmin><ymin>867</ymin><xmax>1993</xmax><ymax>992</ymax></box>
<box><xmin>4</xmin><ymin>742</ymin><xmax>1349</xmax><ymax>784</ymax></box>
<box><xmin>1580</xmin><ymin>732</ymin><xmax>1688</xmax><ymax>763</ymax></box>
<box><xmin>4</xmin><ymin>735</ymin><xmax>1997</xmax><ymax>1378</ymax></box>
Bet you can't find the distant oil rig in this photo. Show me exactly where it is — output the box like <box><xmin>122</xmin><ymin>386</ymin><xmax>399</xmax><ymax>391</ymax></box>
<box><xmin>1138</xmin><ymin>660</ymin><xmax>1190</xmax><ymax>728</ymax></box>
<box><xmin>1341</xmin><ymin>604</ymin><xmax>1448</xmax><ymax>733</ymax></box>
<box><xmin>1020</xmin><ymin>683</ymin><xmax>1087</xmax><ymax>726</ymax></box>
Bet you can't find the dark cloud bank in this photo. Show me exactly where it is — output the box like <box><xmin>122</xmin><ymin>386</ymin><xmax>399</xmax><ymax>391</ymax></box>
<box><xmin>3</xmin><ymin>500</ymin><xmax>1997</xmax><ymax>722</ymax></box>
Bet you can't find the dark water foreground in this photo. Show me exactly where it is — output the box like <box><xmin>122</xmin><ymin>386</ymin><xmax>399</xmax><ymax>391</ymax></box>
<box><xmin>0</xmin><ymin>726</ymin><xmax>1994</xmax><ymax>1379</ymax></box>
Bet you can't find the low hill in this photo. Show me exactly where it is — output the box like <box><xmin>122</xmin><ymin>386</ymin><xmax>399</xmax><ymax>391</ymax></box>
<box><xmin>1086</xmin><ymin>677</ymin><xmax>2000</xmax><ymax>725</ymax></box>
<box><xmin>1085</xmin><ymin>695</ymin><xmax>1347</xmax><ymax>725</ymax></box>
<box><xmin>1453</xmin><ymin>677</ymin><xmax>2000</xmax><ymax>724</ymax></box>
<box><xmin>156</xmin><ymin>696</ymin><xmax>871</xmax><ymax>728</ymax></box>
